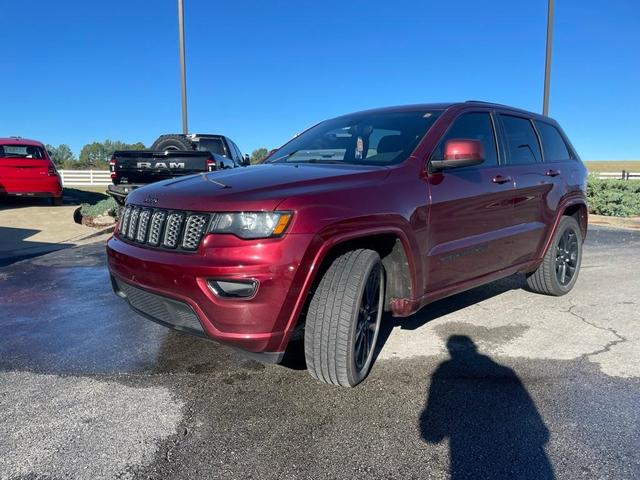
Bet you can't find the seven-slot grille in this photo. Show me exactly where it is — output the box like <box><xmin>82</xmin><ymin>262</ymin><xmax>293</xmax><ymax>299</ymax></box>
<box><xmin>118</xmin><ymin>204</ymin><xmax>210</xmax><ymax>251</ymax></box>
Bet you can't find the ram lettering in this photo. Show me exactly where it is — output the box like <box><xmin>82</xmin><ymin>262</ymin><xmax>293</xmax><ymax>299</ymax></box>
<box><xmin>136</xmin><ymin>162</ymin><xmax>186</xmax><ymax>169</ymax></box>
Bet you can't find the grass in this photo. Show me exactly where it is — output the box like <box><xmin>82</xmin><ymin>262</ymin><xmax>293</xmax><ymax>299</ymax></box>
<box><xmin>584</xmin><ymin>161</ymin><xmax>640</xmax><ymax>173</ymax></box>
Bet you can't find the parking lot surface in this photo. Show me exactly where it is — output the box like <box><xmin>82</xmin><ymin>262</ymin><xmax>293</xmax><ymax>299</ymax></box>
<box><xmin>0</xmin><ymin>192</ymin><xmax>111</xmax><ymax>267</ymax></box>
<box><xmin>1</xmin><ymin>226</ymin><xmax>639</xmax><ymax>480</ymax></box>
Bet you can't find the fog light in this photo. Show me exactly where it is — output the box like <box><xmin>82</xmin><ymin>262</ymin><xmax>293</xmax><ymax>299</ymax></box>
<box><xmin>207</xmin><ymin>279</ymin><xmax>258</xmax><ymax>298</ymax></box>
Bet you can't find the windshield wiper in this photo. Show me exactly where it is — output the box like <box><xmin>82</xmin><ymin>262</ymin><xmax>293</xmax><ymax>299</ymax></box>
<box><xmin>265</xmin><ymin>150</ymin><xmax>299</xmax><ymax>163</ymax></box>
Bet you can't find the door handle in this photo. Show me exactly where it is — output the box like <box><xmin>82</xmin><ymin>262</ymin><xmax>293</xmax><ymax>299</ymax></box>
<box><xmin>492</xmin><ymin>175</ymin><xmax>512</xmax><ymax>184</ymax></box>
<box><xmin>545</xmin><ymin>169</ymin><xmax>561</xmax><ymax>177</ymax></box>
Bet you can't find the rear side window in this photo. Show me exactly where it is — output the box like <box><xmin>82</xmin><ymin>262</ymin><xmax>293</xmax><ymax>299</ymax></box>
<box><xmin>431</xmin><ymin>112</ymin><xmax>498</xmax><ymax>167</ymax></box>
<box><xmin>197</xmin><ymin>138</ymin><xmax>226</xmax><ymax>157</ymax></box>
<box><xmin>0</xmin><ymin>144</ymin><xmax>46</xmax><ymax>159</ymax></box>
<box><xmin>500</xmin><ymin>115</ymin><xmax>542</xmax><ymax>165</ymax></box>
<box><xmin>534</xmin><ymin>121</ymin><xmax>571</xmax><ymax>162</ymax></box>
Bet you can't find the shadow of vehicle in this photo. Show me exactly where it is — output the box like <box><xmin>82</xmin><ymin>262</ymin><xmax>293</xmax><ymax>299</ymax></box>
<box><xmin>62</xmin><ymin>187</ymin><xmax>108</xmax><ymax>204</ymax></box>
<box><xmin>0</xmin><ymin>226</ymin><xmax>74</xmax><ymax>267</ymax></box>
<box><xmin>420</xmin><ymin>335</ymin><xmax>555</xmax><ymax>479</ymax></box>
<box><xmin>0</xmin><ymin>195</ymin><xmax>53</xmax><ymax>210</ymax></box>
<box><xmin>0</xmin><ymin>187</ymin><xmax>108</xmax><ymax>211</ymax></box>
<box><xmin>257</xmin><ymin>273</ymin><xmax>529</xmax><ymax>373</ymax></box>
<box><xmin>373</xmin><ymin>273</ymin><xmax>528</xmax><ymax>364</ymax></box>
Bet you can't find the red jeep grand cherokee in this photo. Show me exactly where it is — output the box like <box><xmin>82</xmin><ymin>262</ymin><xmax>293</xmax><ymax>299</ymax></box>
<box><xmin>107</xmin><ymin>102</ymin><xmax>588</xmax><ymax>387</ymax></box>
<box><xmin>0</xmin><ymin>137</ymin><xmax>63</xmax><ymax>205</ymax></box>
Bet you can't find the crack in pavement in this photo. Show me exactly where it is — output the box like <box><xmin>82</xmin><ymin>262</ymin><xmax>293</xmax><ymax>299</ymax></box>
<box><xmin>567</xmin><ymin>304</ymin><xmax>628</xmax><ymax>360</ymax></box>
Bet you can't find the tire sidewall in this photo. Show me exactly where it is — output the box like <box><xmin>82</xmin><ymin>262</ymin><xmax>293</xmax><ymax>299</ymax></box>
<box><xmin>345</xmin><ymin>258</ymin><xmax>385</xmax><ymax>386</ymax></box>
<box><xmin>549</xmin><ymin>217</ymin><xmax>582</xmax><ymax>294</ymax></box>
<box><xmin>150</xmin><ymin>135</ymin><xmax>194</xmax><ymax>152</ymax></box>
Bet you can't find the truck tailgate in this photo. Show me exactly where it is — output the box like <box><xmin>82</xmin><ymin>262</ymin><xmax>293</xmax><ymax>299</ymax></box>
<box><xmin>112</xmin><ymin>151</ymin><xmax>210</xmax><ymax>184</ymax></box>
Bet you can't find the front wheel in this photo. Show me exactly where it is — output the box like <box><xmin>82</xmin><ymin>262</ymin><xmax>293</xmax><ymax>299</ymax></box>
<box><xmin>527</xmin><ymin>216</ymin><xmax>583</xmax><ymax>296</ymax></box>
<box><xmin>304</xmin><ymin>249</ymin><xmax>385</xmax><ymax>387</ymax></box>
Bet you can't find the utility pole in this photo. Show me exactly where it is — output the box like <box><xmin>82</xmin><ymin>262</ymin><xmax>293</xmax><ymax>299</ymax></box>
<box><xmin>543</xmin><ymin>0</ymin><xmax>554</xmax><ymax>116</ymax></box>
<box><xmin>178</xmin><ymin>0</ymin><xmax>188</xmax><ymax>133</ymax></box>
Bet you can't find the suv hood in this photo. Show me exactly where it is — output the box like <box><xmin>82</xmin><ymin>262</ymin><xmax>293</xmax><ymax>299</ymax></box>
<box><xmin>126</xmin><ymin>163</ymin><xmax>391</xmax><ymax>212</ymax></box>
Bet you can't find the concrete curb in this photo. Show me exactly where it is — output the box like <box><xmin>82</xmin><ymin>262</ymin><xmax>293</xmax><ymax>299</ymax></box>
<box><xmin>589</xmin><ymin>215</ymin><xmax>640</xmax><ymax>231</ymax></box>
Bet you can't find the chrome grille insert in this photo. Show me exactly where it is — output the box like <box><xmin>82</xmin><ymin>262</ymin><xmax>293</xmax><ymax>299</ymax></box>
<box><xmin>163</xmin><ymin>212</ymin><xmax>185</xmax><ymax>248</ymax></box>
<box><xmin>127</xmin><ymin>207</ymin><xmax>140</xmax><ymax>240</ymax></box>
<box><xmin>182</xmin><ymin>214</ymin><xmax>208</xmax><ymax>250</ymax></box>
<box><xmin>136</xmin><ymin>209</ymin><xmax>151</xmax><ymax>243</ymax></box>
<box><xmin>148</xmin><ymin>210</ymin><xmax>166</xmax><ymax>246</ymax></box>
<box><xmin>120</xmin><ymin>205</ymin><xmax>132</xmax><ymax>234</ymax></box>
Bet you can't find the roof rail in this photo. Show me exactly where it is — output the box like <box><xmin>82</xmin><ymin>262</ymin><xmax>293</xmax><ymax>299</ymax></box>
<box><xmin>465</xmin><ymin>100</ymin><xmax>510</xmax><ymax>107</ymax></box>
<box><xmin>9</xmin><ymin>135</ymin><xmax>23</xmax><ymax>139</ymax></box>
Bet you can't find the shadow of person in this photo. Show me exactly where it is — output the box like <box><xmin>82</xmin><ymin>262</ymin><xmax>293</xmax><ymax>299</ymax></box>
<box><xmin>420</xmin><ymin>335</ymin><xmax>555</xmax><ymax>480</ymax></box>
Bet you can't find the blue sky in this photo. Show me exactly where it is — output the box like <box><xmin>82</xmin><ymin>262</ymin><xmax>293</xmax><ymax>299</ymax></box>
<box><xmin>2</xmin><ymin>0</ymin><xmax>639</xmax><ymax>160</ymax></box>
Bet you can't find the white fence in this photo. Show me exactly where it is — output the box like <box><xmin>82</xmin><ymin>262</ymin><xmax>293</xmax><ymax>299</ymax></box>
<box><xmin>59</xmin><ymin>170</ymin><xmax>111</xmax><ymax>186</ymax></box>
<box><xmin>57</xmin><ymin>169</ymin><xmax>639</xmax><ymax>186</ymax></box>
<box><xmin>594</xmin><ymin>171</ymin><xmax>640</xmax><ymax>180</ymax></box>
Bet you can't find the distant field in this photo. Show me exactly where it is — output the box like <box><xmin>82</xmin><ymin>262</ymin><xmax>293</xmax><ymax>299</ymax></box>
<box><xmin>584</xmin><ymin>161</ymin><xmax>640</xmax><ymax>172</ymax></box>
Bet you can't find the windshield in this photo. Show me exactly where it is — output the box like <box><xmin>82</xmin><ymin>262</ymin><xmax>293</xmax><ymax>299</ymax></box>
<box><xmin>267</xmin><ymin>110</ymin><xmax>442</xmax><ymax>166</ymax></box>
<box><xmin>0</xmin><ymin>144</ymin><xmax>46</xmax><ymax>159</ymax></box>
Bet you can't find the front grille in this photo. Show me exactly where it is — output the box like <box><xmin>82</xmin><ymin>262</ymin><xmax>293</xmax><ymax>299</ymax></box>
<box><xmin>113</xmin><ymin>277</ymin><xmax>204</xmax><ymax>334</ymax></box>
<box><xmin>118</xmin><ymin>204</ymin><xmax>210</xmax><ymax>252</ymax></box>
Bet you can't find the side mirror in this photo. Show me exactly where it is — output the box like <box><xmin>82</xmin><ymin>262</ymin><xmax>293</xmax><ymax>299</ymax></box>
<box><xmin>431</xmin><ymin>139</ymin><xmax>485</xmax><ymax>170</ymax></box>
<box><xmin>243</xmin><ymin>154</ymin><xmax>251</xmax><ymax>166</ymax></box>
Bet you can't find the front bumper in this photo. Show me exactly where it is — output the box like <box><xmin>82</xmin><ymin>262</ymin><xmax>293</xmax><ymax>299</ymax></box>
<box><xmin>106</xmin><ymin>231</ymin><xmax>319</xmax><ymax>355</ymax></box>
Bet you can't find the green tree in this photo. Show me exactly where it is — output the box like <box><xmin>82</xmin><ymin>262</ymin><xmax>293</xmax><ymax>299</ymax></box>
<box><xmin>78</xmin><ymin>139</ymin><xmax>146</xmax><ymax>168</ymax></box>
<box><xmin>45</xmin><ymin>144</ymin><xmax>75</xmax><ymax>168</ymax></box>
<box><xmin>250</xmin><ymin>147</ymin><xmax>269</xmax><ymax>164</ymax></box>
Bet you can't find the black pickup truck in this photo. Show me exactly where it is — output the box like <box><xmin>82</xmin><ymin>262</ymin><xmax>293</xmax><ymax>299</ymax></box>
<box><xmin>107</xmin><ymin>134</ymin><xmax>248</xmax><ymax>205</ymax></box>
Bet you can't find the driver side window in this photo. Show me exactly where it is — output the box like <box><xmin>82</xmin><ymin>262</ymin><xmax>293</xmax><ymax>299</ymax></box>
<box><xmin>432</xmin><ymin>112</ymin><xmax>498</xmax><ymax>167</ymax></box>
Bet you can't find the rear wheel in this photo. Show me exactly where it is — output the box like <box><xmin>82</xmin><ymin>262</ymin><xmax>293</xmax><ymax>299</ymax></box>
<box><xmin>150</xmin><ymin>134</ymin><xmax>194</xmax><ymax>152</ymax></box>
<box><xmin>304</xmin><ymin>249</ymin><xmax>385</xmax><ymax>387</ymax></box>
<box><xmin>527</xmin><ymin>216</ymin><xmax>582</xmax><ymax>296</ymax></box>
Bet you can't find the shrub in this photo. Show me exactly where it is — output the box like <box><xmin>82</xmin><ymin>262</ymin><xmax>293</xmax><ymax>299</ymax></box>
<box><xmin>80</xmin><ymin>197</ymin><xmax>118</xmax><ymax>218</ymax></box>
<box><xmin>587</xmin><ymin>174</ymin><xmax>640</xmax><ymax>217</ymax></box>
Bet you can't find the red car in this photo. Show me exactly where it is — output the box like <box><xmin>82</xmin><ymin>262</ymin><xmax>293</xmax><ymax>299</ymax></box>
<box><xmin>107</xmin><ymin>101</ymin><xmax>588</xmax><ymax>386</ymax></box>
<box><xmin>0</xmin><ymin>137</ymin><xmax>63</xmax><ymax>205</ymax></box>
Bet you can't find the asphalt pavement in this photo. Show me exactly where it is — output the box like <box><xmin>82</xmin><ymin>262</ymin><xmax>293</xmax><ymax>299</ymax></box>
<box><xmin>1</xmin><ymin>226</ymin><xmax>639</xmax><ymax>480</ymax></box>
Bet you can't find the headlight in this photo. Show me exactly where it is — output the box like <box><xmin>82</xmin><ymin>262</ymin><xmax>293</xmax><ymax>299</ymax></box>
<box><xmin>209</xmin><ymin>211</ymin><xmax>292</xmax><ymax>239</ymax></box>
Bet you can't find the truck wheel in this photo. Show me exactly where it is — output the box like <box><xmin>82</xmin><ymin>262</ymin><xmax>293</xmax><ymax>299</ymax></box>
<box><xmin>151</xmin><ymin>134</ymin><xmax>193</xmax><ymax>152</ymax></box>
<box><xmin>304</xmin><ymin>249</ymin><xmax>385</xmax><ymax>387</ymax></box>
<box><xmin>527</xmin><ymin>216</ymin><xmax>582</xmax><ymax>296</ymax></box>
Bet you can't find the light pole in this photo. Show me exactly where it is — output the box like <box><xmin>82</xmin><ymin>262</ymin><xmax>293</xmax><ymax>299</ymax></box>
<box><xmin>178</xmin><ymin>0</ymin><xmax>188</xmax><ymax>134</ymax></box>
<box><xmin>543</xmin><ymin>0</ymin><xmax>554</xmax><ymax>116</ymax></box>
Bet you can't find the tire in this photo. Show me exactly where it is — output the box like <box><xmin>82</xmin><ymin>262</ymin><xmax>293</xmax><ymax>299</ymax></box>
<box><xmin>50</xmin><ymin>196</ymin><xmax>63</xmax><ymax>206</ymax></box>
<box><xmin>527</xmin><ymin>216</ymin><xmax>582</xmax><ymax>296</ymax></box>
<box><xmin>150</xmin><ymin>134</ymin><xmax>194</xmax><ymax>152</ymax></box>
<box><xmin>304</xmin><ymin>249</ymin><xmax>385</xmax><ymax>387</ymax></box>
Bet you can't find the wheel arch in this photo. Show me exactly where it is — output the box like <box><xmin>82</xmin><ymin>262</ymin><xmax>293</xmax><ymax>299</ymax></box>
<box><xmin>312</xmin><ymin>231</ymin><xmax>415</xmax><ymax>311</ymax></box>
<box><xmin>289</xmin><ymin>227</ymin><xmax>419</xmax><ymax>334</ymax></box>
<box><xmin>539</xmin><ymin>196</ymin><xmax>588</xmax><ymax>260</ymax></box>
